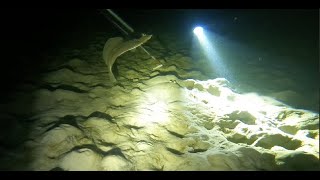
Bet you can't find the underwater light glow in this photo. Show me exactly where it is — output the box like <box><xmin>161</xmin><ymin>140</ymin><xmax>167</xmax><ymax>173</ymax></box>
<box><xmin>192</xmin><ymin>26</ymin><xmax>232</xmax><ymax>81</ymax></box>
<box><xmin>138</xmin><ymin>101</ymin><xmax>169</xmax><ymax>126</ymax></box>
<box><xmin>193</xmin><ymin>26</ymin><xmax>206</xmax><ymax>42</ymax></box>
<box><xmin>135</xmin><ymin>88</ymin><xmax>173</xmax><ymax>128</ymax></box>
<box><xmin>193</xmin><ymin>26</ymin><xmax>203</xmax><ymax>36</ymax></box>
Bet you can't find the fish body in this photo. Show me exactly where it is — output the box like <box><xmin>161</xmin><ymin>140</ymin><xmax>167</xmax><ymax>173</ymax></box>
<box><xmin>102</xmin><ymin>34</ymin><xmax>152</xmax><ymax>82</ymax></box>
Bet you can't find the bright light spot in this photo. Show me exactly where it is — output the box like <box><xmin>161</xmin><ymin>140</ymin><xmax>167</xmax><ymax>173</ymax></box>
<box><xmin>193</xmin><ymin>26</ymin><xmax>203</xmax><ymax>36</ymax></box>
<box><xmin>135</xmin><ymin>85</ymin><xmax>173</xmax><ymax>129</ymax></box>
<box><xmin>137</xmin><ymin>101</ymin><xmax>169</xmax><ymax>126</ymax></box>
<box><xmin>234</xmin><ymin>93</ymin><xmax>284</xmax><ymax>116</ymax></box>
<box><xmin>193</xmin><ymin>26</ymin><xmax>206</xmax><ymax>43</ymax></box>
<box><xmin>184</xmin><ymin>80</ymin><xmax>284</xmax><ymax>120</ymax></box>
